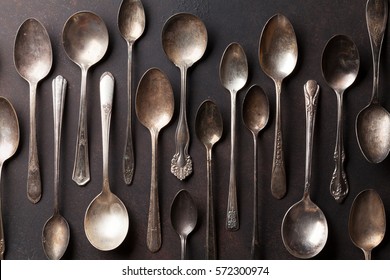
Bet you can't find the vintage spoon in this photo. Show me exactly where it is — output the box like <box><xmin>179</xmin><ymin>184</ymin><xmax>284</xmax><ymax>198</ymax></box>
<box><xmin>281</xmin><ymin>80</ymin><xmax>328</xmax><ymax>259</ymax></box>
<box><xmin>118</xmin><ymin>0</ymin><xmax>146</xmax><ymax>185</ymax></box>
<box><xmin>195</xmin><ymin>100</ymin><xmax>223</xmax><ymax>259</ymax></box>
<box><xmin>136</xmin><ymin>68</ymin><xmax>174</xmax><ymax>252</ymax></box>
<box><xmin>220</xmin><ymin>42</ymin><xmax>248</xmax><ymax>231</ymax></box>
<box><xmin>259</xmin><ymin>14</ymin><xmax>298</xmax><ymax>200</ymax></box>
<box><xmin>349</xmin><ymin>189</ymin><xmax>386</xmax><ymax>260</ymax></box>
<box><xmin>322</xmin><ymin>35</ymin><xmax>359</xmax><ymax>203</ymax></box>
<box><xmin>42</xmin><ymin>76</ymin><xmax>69</xmax><ymax>260</ymax></box>
<box><xmin>356</xmin><ymin>0</ymin><xmax>390</xmax><ymax>163</ymax></box>
<box><xmin>63</xmin><ymin>11</ymin><xmax>109</xmax><ymax>186</ymax></box>
<box><xmin>162</xmin><ymin>13</ymin><xmax>207</xmax><ymax>181</ymax></box>
<box><xmin>84</xmin><ymin>73</ymin><xmax>129</xmax><ymax>251</ymax></box>
<box><xmin>170</xmin><ymin>189</ymin><xmax>198</xmax><ymax>260</ymax></box>
<box><xmin>14</xmin><ymin>18</ymin><xmax>52</xmax><ymax>203</ymax></box>
<box><xmin>243</xmin><ymin>85</ymin><xmax>269</xmax><ymax>259</ymax></box>
<box><xmin>0</xmin><ymin>97</ymin><xmax>19</xmax><ymax>260</ymax></box>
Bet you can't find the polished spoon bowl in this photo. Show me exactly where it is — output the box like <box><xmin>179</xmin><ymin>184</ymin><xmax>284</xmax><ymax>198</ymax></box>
<box><xmin>0</xmin><ymin>97</ymin><xmax>20</xmax><ymax>260</ymax></box>
<box><xmin>118</xmin><ymin>0</ymin><xmax>146</xmax><ymax>185</ymax></box>
<box><xmin>243</xmin><ymin>85</ymin><xmax>269</xmax><ymax>259</ymax></box>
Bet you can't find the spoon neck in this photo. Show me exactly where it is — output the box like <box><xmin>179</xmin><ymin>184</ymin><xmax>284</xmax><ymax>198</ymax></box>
<box><xmin>180</xmin><ymin>235</ymin><xmax>187</xmax><ymax>260</ymax></box>
<box><xmin>363</xmin><ymin>249</ymin><xmax>372</xmax><ymax>260</ymax></box>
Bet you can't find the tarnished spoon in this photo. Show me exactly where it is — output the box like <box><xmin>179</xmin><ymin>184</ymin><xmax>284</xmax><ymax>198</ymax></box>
<box><xmin>14</xmin><ymin>18</ymin><xmax>52</xmax><ymax>203</ymax></box>
<box><xmin>63</xmin><ymin>11</ymin><xmax>109</xmax><ymax>186</ymax></box>
<box><xmin>259</xmin><ymin>14</ymin><xmax>298</xmax><ymax>200</ymax></box>
<box><xmin>136</xmin><ymin>68</ymin><xmax>174</xmax><ymax>252</ymax></box>
<box><xmin>349</xmin><ymin>189</ymin><xmax>386</xmax><ymax>260</ymax></box>
<box><xmin>243</xmin><ymin>85</ymin><xmax>269</xmax><ymax>259</ymax></box>
<box><xmin>322</xmin><ymin>35</ymin><xmax>359</xmax><ymax>203</ymax></box>
<box><xmin>220</xmin><ymin>42</ymin><xmax>248</xmax><ymax>231</ymax></box>
<box><xmin>42</xmin><ymin>76</ymin><xmax>69</xmax><ymax>260</ymax></box>
<box><xmin>356</xmin><ymin>0</ymin><xmax>390</xmax><ymax>163</ymax></box>
<box><xmin>118</xmin><ymin>0</ymin><xmax>146</xmax><ymax>185</ymax></box>
<box><xmin>0</xmin><ymin>97</ymin><xmax>19</xmax><ymax>260</ymax></box>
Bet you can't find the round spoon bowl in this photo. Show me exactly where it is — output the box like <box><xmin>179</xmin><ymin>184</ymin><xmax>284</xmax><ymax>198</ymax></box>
<box><xmin>195</xmin><ymin>100</ymin><xmax>223</xmax><ymax>149</ymax></box>
<box><xmin>243</xmin><ymin>85</ymin><xmax>269</xmax><ymax>134</ymax></box>
<box><xmin>220</xmin><ymin>43</ymin><xmax>248</xmax><ymax>92</ymax></box>
<box><xmin>118</xmin><ymin>0</ymin><xmax>145</xmax><ymax>42</ymax></box>
<box><xmin>42</xmin><ymin>214</ymin><xmax>69</xmax><ymax>260</ymax></box>
<box><xmin>0</xmin><ymin>98</ymin><xmax>19</xmax><ymax>161</ymax></box>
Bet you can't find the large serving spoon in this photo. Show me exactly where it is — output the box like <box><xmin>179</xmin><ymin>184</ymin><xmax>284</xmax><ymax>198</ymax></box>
<box><xmin>162</xmin><ymin>13</ymin><xmax>208</xmax><ymax>181</ymax></box>
<box><xmin>14</xmin><ymin>18</ymin><xmax>52</xmax><ymax>203</ymax></box>
<box><xmin>243</xmin><ymin>85</ymin><xmax>269</xmax><ymax>259</ymax></box>
<box><xmin>322</xmin><ymin>35</ymin><xmax>359</xmax><ymax>203</ymax></box>
<box><xmin>349</xmin><ymin>189</ymin><xmax>386</xmax><ymax>260</ymax></box>
<box><xmin>0</xmin><ymin>97</ymin><xmax>19</xmax><ymax>260</ymax></box>
<box><xmin>118</xmin><ymin>0</ymin><xmax>146</xmax><ymax>185</ymax></box>
<box><xmin>63</xmin><ymin>11</ymin><xmax>109</xmax><ymax>186</ymax></box>
<box><xmin>170</xmin><ymin>189</ymin><xmax>198</xmax><ymax>260</ymax></box>
<box><xmin>356</xmin><ymin>0</ymin><xmax>390</xmax><ymax>163</ymax></box>
<box><xmin>195</xmin><ymin>100</ymin><xmax>223</xmax><ymax>259</ymax></box>
<box><xmin>281</xmin><ymin>80</ymin><xmax>328</xmax><ymax>259</ymax></box>
<box><xmin>136</xmin><ymin>68</ymin><xmax>174</xmax><ymax>252</ymax></box>
<box><xmin>84</xmin><ymin>73</ymin><xmax>129</xmax><ymax>251</ymax></box>
<box><xmin>42</xmin><ymin>76</ymin><xmax>69</xmax><ymax>260</ymax></box>
<box><xmin>220</xmin><ymin>42</ymin><xmax>248</xmax><ymax>231</ymax></box>
<box><xmin>259</xmin><ymin>14</ymin><xmax>298</xmax><ymax>200</ymax></box>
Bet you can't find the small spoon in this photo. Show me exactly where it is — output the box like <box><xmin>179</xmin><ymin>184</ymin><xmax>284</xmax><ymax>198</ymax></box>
<box><xmin>136</xmin><ymin>68</ymin><xmax>174</xmax><ymax>252</ymax></box>
<box><xmin>322</xmin><ymin>35</ymin><xmax>359</xmax><ymax>203</ymax></box>
<box><xmin>259</xmin><ymin>14</ymin><xmax>298</xmax><ymax>200</ymax></box>
<box><xmin>281</xmin><ymin>80</ymin><xmax>328</xmax><ymax>259</ymax></box>
<box><xmin>84</xmin><ymin>73</ymin><xmax>129</xmax><ymax>251</ymax></box>
<box><xmin>170</xmin><ymin>189</ymin><xmax>198</xmax><ymax>260</ymax></box>
<box><xmin>63</xmin><ymin>11</ymin><xmax>109</xmax><ymax>186</ymax></box>
<box><xmin>162</xmin><ymin>13</ymin><xmax>208</xmax><ymax>181</ymax></box>
<box><xmin>220</xmin><ymin>42</ymin><xmax>248</xmax><ymax>231</ymax></box>
<box><xmin>118</xmin><ymin>0</ymin><xmax>146</xmax><ymax>185</ymax></box>
<box><xmin>243</xmin><ymin>85</ymin><xmax>269</xmax><ymax>259</ymax></box>
<box><xmin>356</xmin><ymin>0</ymin><xmax>390</xmax><ymax>163</ymax></box>
<box><xmin>349</xmin><ymin>189</ymin><xmax>386</xmax><ymax>260</ymax></box>
<box><xmin>14</xmin><ymin>18</ymin><xmax>52</xmax><ymax>203</ymax></box>
<box><xmin>42</xmin><ymin>76</ymin><xmax>69</xmax><ymax>260</ymax></box>
<box><xmin>0</xmin><ymin>97</ymin><xmax>19</xmax><ymax>260</ymax></box>
<box><xmin>195</xmin><ymin>100</ymin><xmax>223</xmax><ymax>259</ymax></box>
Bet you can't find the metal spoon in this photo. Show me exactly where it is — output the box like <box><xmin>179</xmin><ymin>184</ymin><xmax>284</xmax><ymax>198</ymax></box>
<box><xmin>349</xmin><ymin>189</ymin><xmax>386</xmax><ymax>260</ymax></box>
<box><xmin>322</xmin><ymin>35</ymin><xmax>359</xmax><ymax>203</ymax></box>
<box><xmin>259</xmin><ymin>14</ymin><xmax>298</xmax><ymax>200</ymax></box>
<box><xmin>84</xmin><ymin>73</ymin><xmax>129</xmax><ymax>251</ymax></box>
<box><xmin>14</xmin><ymin>18</ymin><xmax>52</xmax><ymax>203</ymax></box>
<box><xmin>243</xmin><ymin>85</ymin><xmax>269</xmax><ymax>259</ymax></box>
<box><xmin>220</xmin><ymin>42</ymin><xmax>248</xmax><ymax>231</ymax></box>
<box><xmin>118</xmin><ymin>0</ymin><xmax>146</xmax><ymax>185</ymax></box>
<box><xmin>63</xmin><ymin>11</ymin><xmax>109</xmax><ymax>186</ymax></box>
<box><xmin>195</xmin><ymin>100</ymin><xmax>223</xmax><ymax>259</ymax></box>
<box><xmin>162</xmin><ymin>13</ymin><xmax>208</xmax><ymax>181</ymax></box>
<box><xmin>0</xmin><ymin>97</ymin><xmax>19</xmax><ymax>260</ymax></box>
<box><xmin>136</xmin><ymin>68</ymin><xmax>174</xmax><ymax>252</ymax></box>
<box><xmin>42</xmin><ymin>76</ymin><xmax>69</xmax><ymax>260</ymax></box>
<box><xmin>356</xmin><ymin>0</ymin><xmax>390</xmax><ymax>163</ymax></box>
<box><xmin>170</xmin><ymin>189</ymin><xmax>198</xmax><ymax>260</ymax></box>
<box><xmin>281</xmin><ymin>80</ymin><xmax>328</xmax><ymax>259</ymax></box>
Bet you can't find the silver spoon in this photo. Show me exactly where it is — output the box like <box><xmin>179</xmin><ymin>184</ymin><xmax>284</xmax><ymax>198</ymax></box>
<box><xmin>349</xmin><ymin>189</ymin><xmax>386</xmax><ymax>260</ymax></box>
<box><xmin>356</xmin><ymin>0</ymin><xmax>390</xmax><ymax>163</ymax></box>
<box><xmin>136</xmin><ymin>68</ymin><xmax>174</xmax><ymax>253</ymax></box>
<box><xmin>220</xmin><ymin>42</ymin><xmax>248</xmax><ymax>231</ymax></box>
<box><xmin>170</xmin><ymin>189</ymin><xmax>198</xmax><ymax>260</ymax></box>
<box><xmin>243</xmin><ymin>85</ymin><xmax>269</xmax><ymax>259</ymax></box>
<box><xmin>162</xmin><ymin>13</ymin><xmax>208</xmax><ymax>181</ymax></box>
<box><xmin>322</xmin><ymin>35</ymin><xmax>359</xmax><ymax>203</ymax></box>
<box><xmin>281</xmin><ymin>80</ymin><xmax>328</xmax><ymax>259</ymax></box>
<box><xmin>42</xmin><ymin>76</ymin><xmax>69</xmax><ymax>260</ymax></box>
<box><xmin>84</xmin><ymin>73</ymin><xmax>129</xmax><ymax>251</ymax></box>
<box><xmin>195</xmin><ymin>100</ymin><xmax>223</xmax><ymax>259</ymax></box>
<box><xmin>259</xmin><ymin>14</ymin><xmax>298</xmax><ymax>200</ymax></box>
<box><xmin>118</xmin><ymin>0</ymin><xmax>146</xmax><ymax>185</ymax></box>
<box><xmin>14</xmin><ymin>18</ymin><xmax>52</xmax><ymax>203</ymax></box>
<box><xmin>0</xmin><ymin>97</ymin><xmax>19</xmax><ymax>260</ymax></box>
<box><xmin>63</xmin><ymin>11</ymin><xmax>109</xmax><ymax>186</ymax></box>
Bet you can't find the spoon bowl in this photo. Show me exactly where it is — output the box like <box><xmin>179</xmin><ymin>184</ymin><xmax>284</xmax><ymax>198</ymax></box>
<box><xmin>42</xmin><ymin>214</ymin><xmax>69</xmax><ymax>260</ymax></box>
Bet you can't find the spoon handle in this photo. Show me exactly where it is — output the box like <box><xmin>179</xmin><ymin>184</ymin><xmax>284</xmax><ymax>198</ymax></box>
<box><xmin>206</xmin><ymin>148</ymin><xmax>217</xmax><ymax>259</ymax></box>
<box><xmin>251</xmin><ymin>134</ymin><xmax>260</xmax><ymax>259</ymax></box>
<box><xmin>0</xmin><ymin>164</ymin><xmax>4</xmax><ymax>259</ymax></box>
